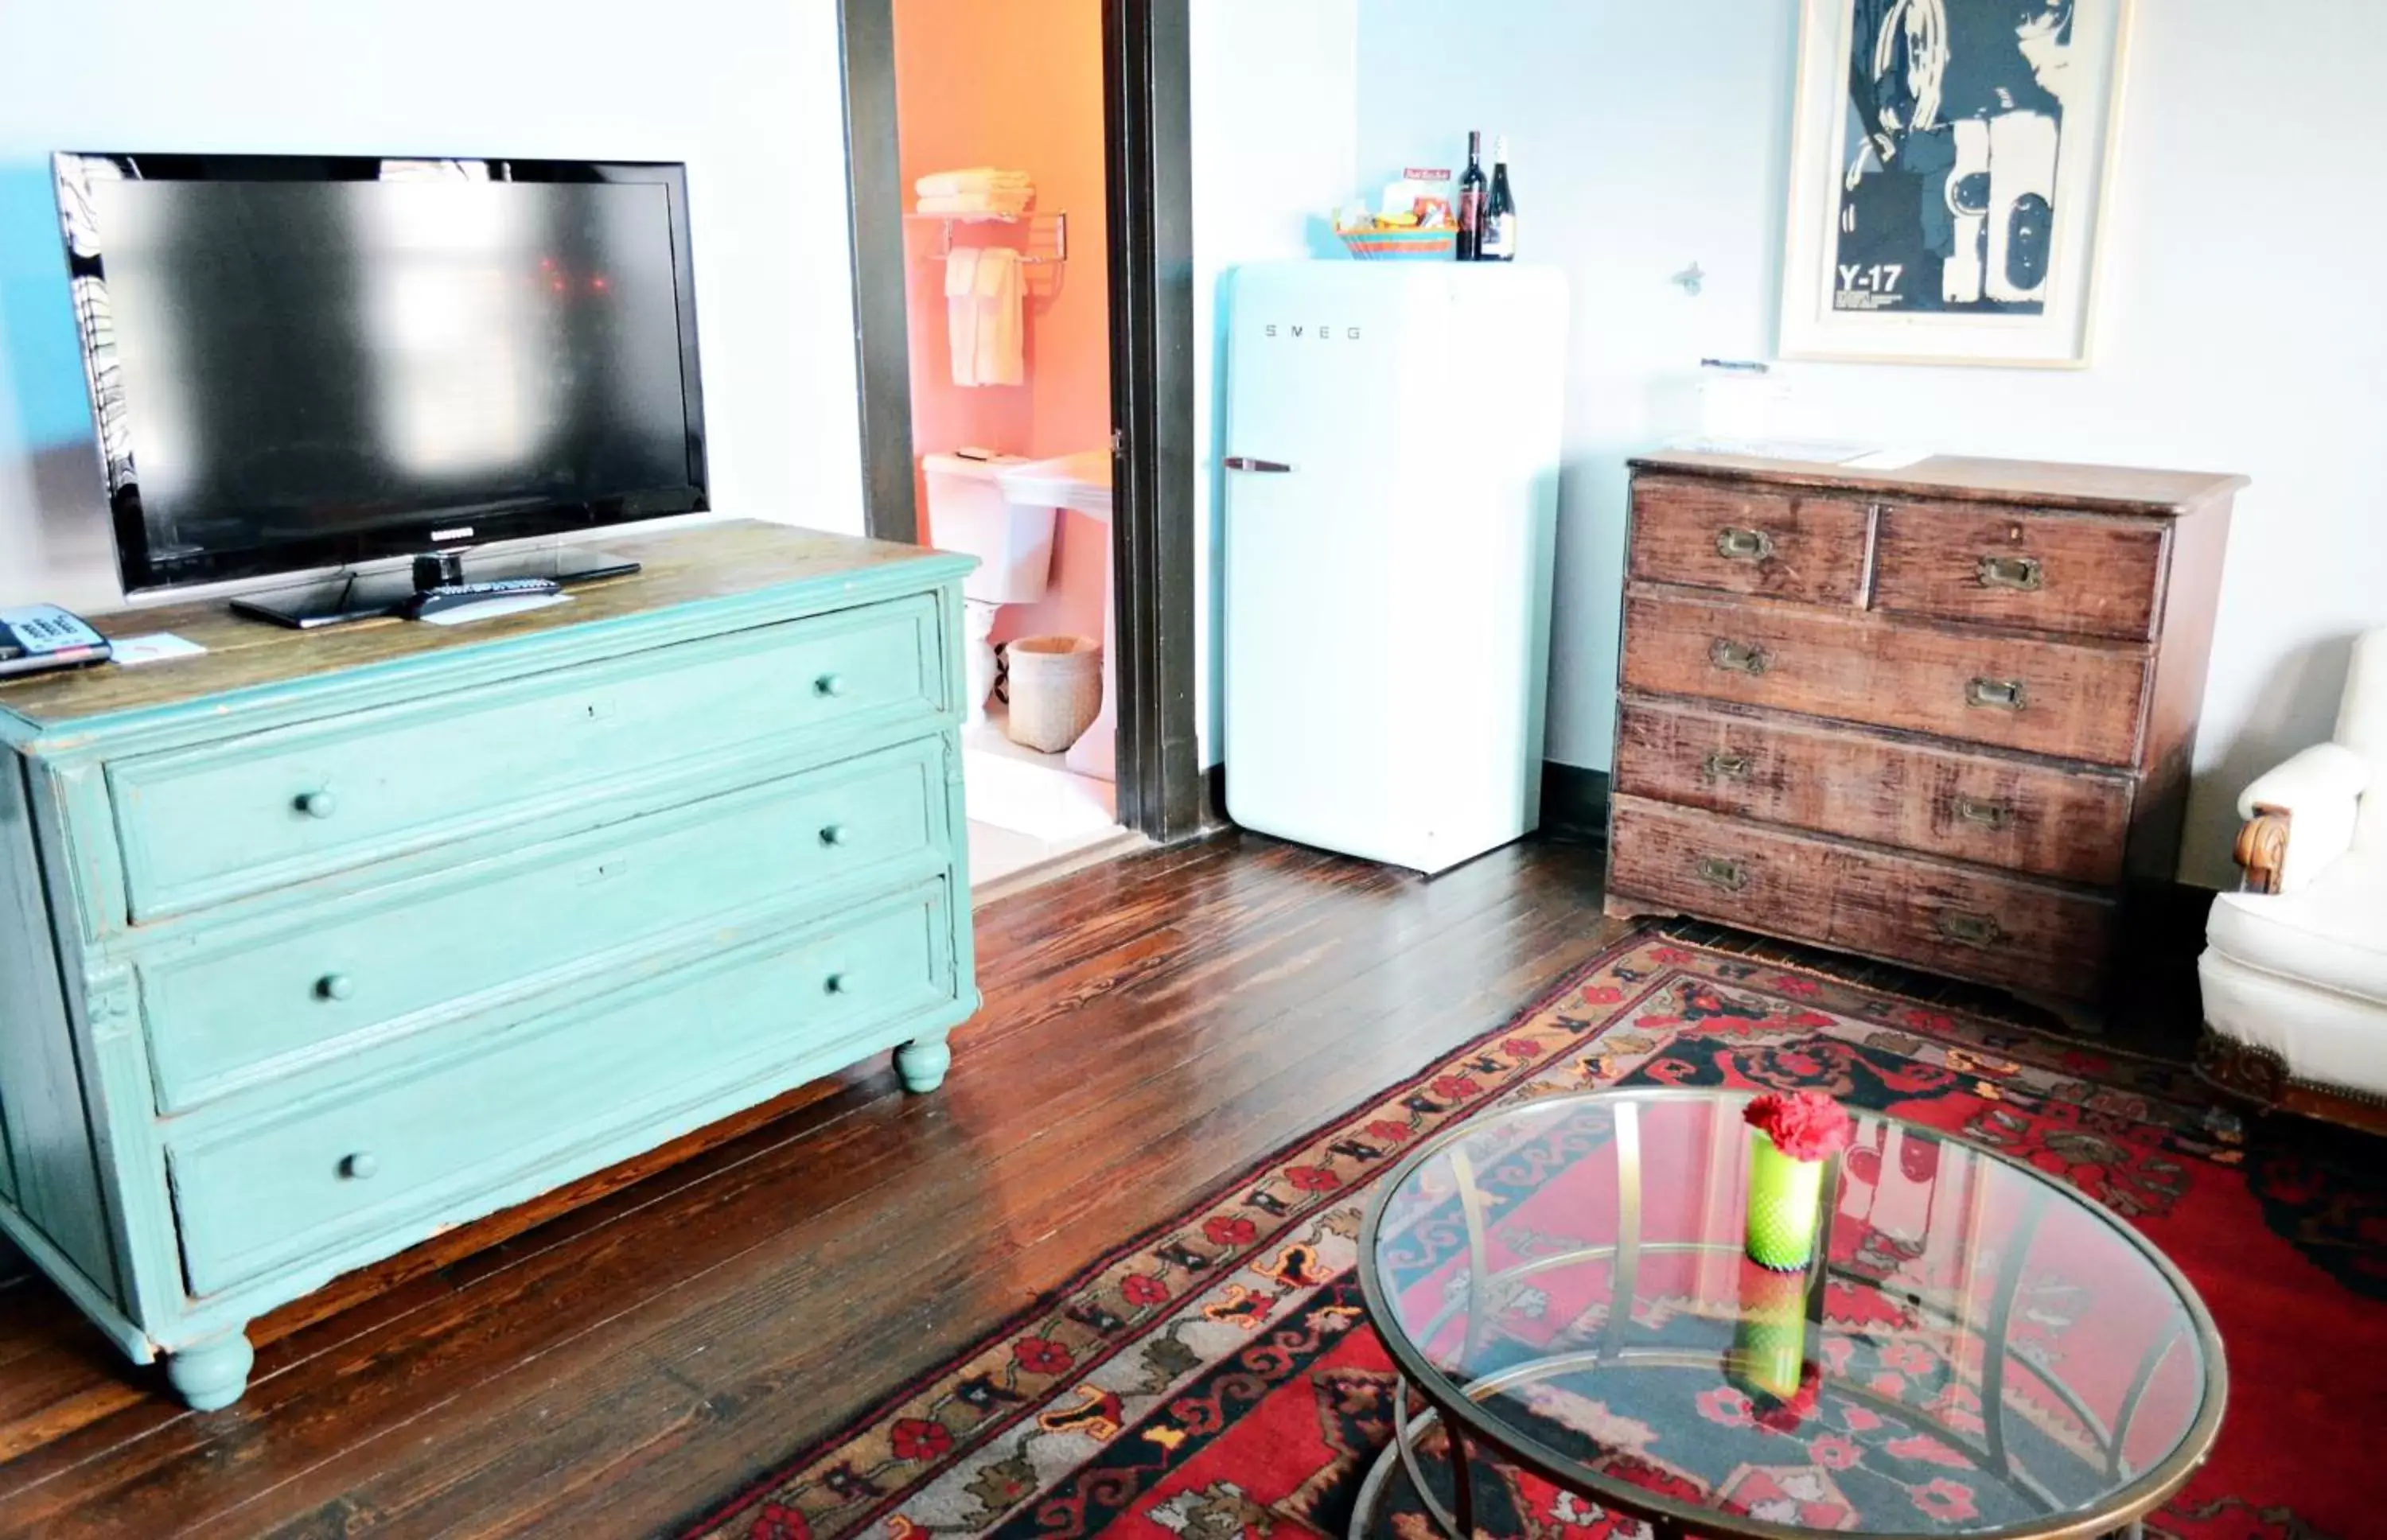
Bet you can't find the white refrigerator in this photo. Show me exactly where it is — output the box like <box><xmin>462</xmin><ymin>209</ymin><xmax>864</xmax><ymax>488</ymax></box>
<box><xmin>1221</xmin><ymin>260</ymin><xmax>1569</xmax><ymax>876</ymax></box>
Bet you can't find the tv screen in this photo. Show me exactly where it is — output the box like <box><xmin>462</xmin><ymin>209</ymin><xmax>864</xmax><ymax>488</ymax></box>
<box><xmin>55</xmin><ymin>155</ymin><xmax>708</xmax><ymax>593</ymax></box>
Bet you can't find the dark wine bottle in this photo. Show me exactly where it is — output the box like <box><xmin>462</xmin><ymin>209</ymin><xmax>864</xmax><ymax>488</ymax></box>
<box><xmin>1454</xmin><ymin>130</ymin><xmax>1487</xmax><ymax>262</ymax></box>
<box><xmin>1480</xmin><ymin>136</ymin><xmax>1517</xmax><ymax>262</ymax></box>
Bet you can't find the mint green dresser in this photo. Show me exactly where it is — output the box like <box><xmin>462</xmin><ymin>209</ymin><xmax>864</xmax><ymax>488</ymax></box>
<box><xmin>0</xmin><ymin>522</ymin><xmax>979</xmax><ymax>1410</ymax></box>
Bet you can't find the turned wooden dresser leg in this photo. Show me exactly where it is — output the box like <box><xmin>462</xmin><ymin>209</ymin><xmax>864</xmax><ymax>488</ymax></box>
<box><xmin>894</xmin><ymin>1036</ymin><xmax>952</xmax><ymax>1094</ymax></box>
<box><xmin>165</xmin><ymin>1328</ymin><xmax>255</xmax><ymax>1411</ymax></box>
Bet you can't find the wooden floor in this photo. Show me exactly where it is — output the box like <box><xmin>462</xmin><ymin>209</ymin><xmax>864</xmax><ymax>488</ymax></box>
<box><xmin>0</xmin><ymin>832</ymin><xmax>1632</xmax><ymax>1538</ymax></box>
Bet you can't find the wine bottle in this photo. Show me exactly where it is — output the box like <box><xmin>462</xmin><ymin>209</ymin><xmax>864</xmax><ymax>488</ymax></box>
<box><xmin>1480</xmin><ymin>136</ymin><xmax>1517</xmax><ymax>261</ymax></box>
<box><xmin>1454</xmin><ymin>130</ymin><xmax>1487</xmax><ymax>262</ymax></box>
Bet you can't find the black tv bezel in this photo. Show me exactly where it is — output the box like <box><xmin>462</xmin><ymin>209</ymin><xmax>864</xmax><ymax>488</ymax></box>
<box><xmin>52</xmin><ymin>152</ymin><xmax>711</xmax><ymax>597</ymax></box>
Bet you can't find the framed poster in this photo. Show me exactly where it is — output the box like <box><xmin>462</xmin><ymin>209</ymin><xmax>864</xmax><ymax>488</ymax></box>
<box><xmin>1778</xmin><ymin>0</ymin><xmax>2135</xmax><ymax>368</ymax></box>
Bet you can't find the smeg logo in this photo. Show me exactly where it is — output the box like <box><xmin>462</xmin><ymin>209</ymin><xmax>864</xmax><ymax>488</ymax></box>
<box><xmin>1261</xmin><ymin>323</ymin><xmax>1364</xmax><ymax>341</ymax></box>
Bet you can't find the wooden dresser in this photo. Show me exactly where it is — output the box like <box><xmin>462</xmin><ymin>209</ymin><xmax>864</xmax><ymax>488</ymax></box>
<box><xmin>0</xmin><ymin>522</ymin><xmax>979</xmax><ymax>1409</ymax></box>
<box><xmin>1605</xmin><ymin>452</ymin><xmax>2243</xmax><ymax>1005</ymax></box>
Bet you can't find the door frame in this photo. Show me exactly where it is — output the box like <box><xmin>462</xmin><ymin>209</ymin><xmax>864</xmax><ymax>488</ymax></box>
<box><xmin>836</xmin><ymin>0</ymin><xmax>1205</xmax><ymax>845</ymax></box>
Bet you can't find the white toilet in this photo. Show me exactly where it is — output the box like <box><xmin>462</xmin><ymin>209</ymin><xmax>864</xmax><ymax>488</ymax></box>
<box><xmin>921</xmin><ymin>453</ymin><xmax>1058</xmax><ymax>725</ymax></box>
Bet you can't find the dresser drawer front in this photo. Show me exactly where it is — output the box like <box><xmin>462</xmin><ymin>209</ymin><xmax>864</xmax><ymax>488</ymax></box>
<box><xmin>138</xmin><ymin>738</ymin><xmax>950</xmax><ymax>1113</ymax></box>
<box><xmin>107</xmin><ymin>597</ymin><xmax>944</xmax><ymax>921</ymax></box>
<box><xmin>1606</xmin><ymin>796</ymin><xmax>2113</xmax><ymax>997</ymax></box>
<box><xmin>169</xmin><ymin>881</ymin><xmax>956</xmax><ymax>1297</ymax></box>
<box><xmin>1613</xmin><ymin>702</ymin><xmax>2134</xmax><ymax>885</ymax></box>
<box><xmin>1873</xmin><ymin>503</ymin><xmax>2167</xmax><ymax>640</ymax></box>
<box><xmin>1629</xmin><ymin>475</ymin><xmax>1870</xmax><ymax>606</ymax></box>
<box><xmin>1621</xmin><ymin>590</ymin><xmax>2151</xmax><ymax>765</ymax></box>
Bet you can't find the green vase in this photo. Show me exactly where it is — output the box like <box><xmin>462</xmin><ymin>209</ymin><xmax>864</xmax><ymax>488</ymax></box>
<box><xmin>1745</xmin><ymin>1128</ymin><xmax>1826</xmax><ymax>1272</ymax></box>
<box><xmin>1728</xmin><ymin>1262</ymin><xmax>1809</xmax><ymax>1399</ymax></box>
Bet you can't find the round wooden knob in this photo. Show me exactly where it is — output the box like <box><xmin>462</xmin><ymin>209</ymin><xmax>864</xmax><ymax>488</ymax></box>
<box><xmin>317</xmin><ymin>973</ymin><xmax>356</xmax><ymax>1002</ymax></box>
<box><xmin>819</xmin><ymin>823</ymin><xmax>850</xmax><ymax>847</ymax></box>
<box><xmin>813</xmin><ymin>673</ymin><xmax>848</xmax><ymax>698</ymax></box>
<box><xmin>295</xmin><ymin>790</ymin><xmax>338</xmax><ymax>819</ymax></box>
<box><xmin>340</xmin><ymin>1153</ymin><xmax>380</xmax><ymax>1181</ymax></box>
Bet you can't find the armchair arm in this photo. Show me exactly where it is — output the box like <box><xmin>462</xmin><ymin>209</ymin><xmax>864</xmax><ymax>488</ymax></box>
<box><xmin>2233</xmin><ymin>742</ymin><xmax>2370</xmax><ymax>894</ymax></box>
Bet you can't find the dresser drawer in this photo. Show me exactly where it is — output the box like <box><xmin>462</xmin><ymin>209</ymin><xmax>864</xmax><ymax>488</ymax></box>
<box><xmin>1873</xmin><ymin>502</ymin><xmax>2168</xmax><ymax>640</ymax></box>
<box><xmin>167</xmin><ymin>880</ymin><xmax>956</xmax><ymax>1297</ymax></box>
<box><xmin>1613</xmin><ymin>701</ymin><xmax>2134</xmax><ymax>885</ymax></box>
<box><xmin>1621</xmin><ymin>589</ymin><xmax>2151</xmax><ymax>766</ymax></box>
<box><xmin>136</xmin><ymin>737</ymin><xmax>950</xmax><ymax>1113</ymax></box>
<box><xmin>108</xmin><ymin>597</ymin><xmax>944</xmax><ymax>920</ymax></box>
<box><xmin>1606</xmin><ymin>795</ymin><xmax>2113</xmax><ymax>998</ymax></box>
<box><xmin>1629</xmin><ymin>474</ymin><xmax>1869</xmax><ymax>606</ymax></box>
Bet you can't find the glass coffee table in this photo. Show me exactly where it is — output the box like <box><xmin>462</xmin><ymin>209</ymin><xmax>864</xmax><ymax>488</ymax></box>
<box><xmin>1353</xmin><ymin>1089</ymin><xmax>2225</xmax><ymax>1540</ymax></box>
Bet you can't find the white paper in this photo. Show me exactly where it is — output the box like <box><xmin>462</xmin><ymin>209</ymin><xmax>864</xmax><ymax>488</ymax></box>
<box><xmin>417</xmin><ymin>593</ymin><xmax>573</xmax><ymax>627</ymax></box>
<box><xmin>1840</xmin><ymin>448</ymin><xmax>1934</xmax><ymax>472</ymax></box>
<box><xmin>110</xmin><ymin>632</ymin><xmax>208</xmax><ymax>667</ymax></box>
<box><xmin>1665</xmin><ymin>436</ymin><xmax>1885</xmax><ymax>465</ymax></box>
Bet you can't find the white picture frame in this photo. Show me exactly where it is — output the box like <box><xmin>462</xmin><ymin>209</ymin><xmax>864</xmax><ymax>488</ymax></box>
<box><xmin>1778</xmin><ymin>0</ymin><xmax>2136</xmax><ymax>368</ymax></box>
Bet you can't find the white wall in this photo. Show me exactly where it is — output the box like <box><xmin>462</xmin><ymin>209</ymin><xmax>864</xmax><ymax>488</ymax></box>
<box><xmin>0</xmin><ymin>0</ymin><xmax>865</xmax><ymax>614</ymax></box>
<box><xmin>1190</xmin><ymin>0</ymin><xmax>1359</xmax><ymax>768</ymax></box>
<box><xmin>1358</xmin><ymin>0</ymin><xmax>2387</xmax><ymax>885</ymax></box>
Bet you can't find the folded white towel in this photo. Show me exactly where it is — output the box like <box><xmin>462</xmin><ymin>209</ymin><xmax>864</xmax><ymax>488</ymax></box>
<box><xmin>918</xmin><ymin>189</ymin><xmax>1034</xmax><ymax>218</ymax></box>
<box><xmin>944</xmin><ymin>246</ymin><xmax>982</xmax><ymax>387</ymax></box>
<box><xmin>917</xmin><ymin>167</ymin><xmax>1033</xmax><ymax>199</ymax></box>
<box><xmin>972</xmin><ymin>248</ymin><xmax>1024</xmax><ymax>389</ymax></box>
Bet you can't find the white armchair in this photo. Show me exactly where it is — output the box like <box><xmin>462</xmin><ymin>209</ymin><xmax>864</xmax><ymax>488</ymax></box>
<box><xmin>2198</xmin><ymin>628</ymin><xmax>2387</xmax><ymax>1131</ymax></box>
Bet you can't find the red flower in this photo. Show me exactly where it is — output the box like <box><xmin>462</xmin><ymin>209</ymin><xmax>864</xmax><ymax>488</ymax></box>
<box><xmin>1581</xmin><ymin>985</ymin><xmax>1624</xmax><ymax>1004</ymax></box>
<box><xmin>1652</xmin><ymin>947</ymin><xmax>1694</xmax><ymax>964</ymax></box>
<box><xmin>1881</xmin><ymin>1341</ymin><xmax>1937</xmax><ymax>1375</ymax></box>
<box><xmin>1286</xmin><ymin>1165</ymin><xmax>1340</xmax><ymax>1192</ymax></box>
<box><xmin>1368</xmin><ymin>1118</ymin><xmax>1414</xmax><ymax>1144</ymax></box>
<box><xmin>1771</xmin><ymin>974</ymin><xmax>1822</xmax><ymax>996</ymax></box>
<box><xmin>1808</xmin><ymin>1433</ymin><xmax>1861</xmax><ymax>1470</ymax></box>
<box><xmin>1743</xmin><ymin>1091</ymin><xmax>1855</xmax><ymax>1161</ymax></box>
<box><xmin>1431</xmin><ymin>1075</ymin><xmax>1482</xmax><ymax>1101</ymax></box>
<box><xmin>1121</xmin><ymin>1273</ymin><xmax>1169</xmax><ymax>1307</ymax></box>
<box><xmin>1841</xmin><ymin>1404</ymin><xmax>1883</xmax><ymax>1433</ymax></box>
<box><xmin>888</xmin><ymin>1417</ymin><xmax>953</xmax><ymax>1462</ymax></box>
<box><xmin>1912</xmin><ymin>1479</ymin><xmax>1980</xmax><ymax>1522</ymax></box>
<box><xmin>1203</xmin><ymin>1215</ymin><xmax>1258</xmax><ymax>1246</ymax></box>
<box><xmin>1013</xmin><ymin>1336</ymin><xmax>1073</xmax><ymax>1375</ymax></box>
<box><xmin>1787</xmin><ymin>1009</ymin><xmax>1837</xmax><ymax>1029</ymax></box>
<box><xmin>751</xmin><ymin>1502</ymin><xmax>813</xmax><ymax>1540</ymax></box>
<box><xmin>1696</xmin><ymin>1385</ymin><xmax>1754</xmax><ymax>1429</ymax></box>
<box><xmin>1888</xmin><ymin>1433</ymin><xmax>1971</xmax><ymax>1469</ymax></box>
<box><xmin>1501</xmin><ymin>1039</ymin><xmax>1540</xmax><ymax>1061</ymax></box>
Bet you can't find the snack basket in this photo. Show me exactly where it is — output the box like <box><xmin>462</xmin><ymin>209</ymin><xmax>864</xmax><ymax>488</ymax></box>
<box><xmin>1336</xmin><ymin>226</ymin><xmax>1458</xmax><ymax>262</ymax></box>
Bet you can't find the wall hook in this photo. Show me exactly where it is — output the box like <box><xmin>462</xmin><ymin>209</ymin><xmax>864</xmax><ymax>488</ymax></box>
<box><xmin>1672</xmin><ymin>262</ymin><xmax>1706</xmax><ymax>297</ymax></box>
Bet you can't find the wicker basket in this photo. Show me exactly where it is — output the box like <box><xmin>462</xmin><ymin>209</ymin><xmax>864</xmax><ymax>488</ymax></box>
<box><xmin>1004</xmin><ymin>636</ymin><xmax>1103</xmax><ymax>753</ymax></box>
<box><xmin>1337</xmin><ymin>227</ymin><xmax>1458</xmax><ymax>262</ymax></box>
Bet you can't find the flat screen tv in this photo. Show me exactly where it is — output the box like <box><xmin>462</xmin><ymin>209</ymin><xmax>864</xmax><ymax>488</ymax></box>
<box><xmin>54</xmin><ymin>154</ymin><xmax>708</xmax><ymax>597</ymax></box>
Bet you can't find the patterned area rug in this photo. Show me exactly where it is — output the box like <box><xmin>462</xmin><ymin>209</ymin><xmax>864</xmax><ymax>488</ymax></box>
<box><xmin>679</xmin><ymin>933</ymin><xmax>2385</xmax><ymax>1540</ymax></box>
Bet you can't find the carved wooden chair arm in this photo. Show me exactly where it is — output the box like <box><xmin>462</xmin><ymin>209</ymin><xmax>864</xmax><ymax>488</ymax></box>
<box><xmin>2233</xmin><ymin>804</ymin><xmax>2292</xmax><ymax>895</ymax></box>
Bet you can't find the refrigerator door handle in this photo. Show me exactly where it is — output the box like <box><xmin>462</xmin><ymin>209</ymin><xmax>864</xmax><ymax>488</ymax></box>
<box><xmin>1223</xmin><ymin>456</ymin><xmax>1295</xmax><ymax>473</ymax></box>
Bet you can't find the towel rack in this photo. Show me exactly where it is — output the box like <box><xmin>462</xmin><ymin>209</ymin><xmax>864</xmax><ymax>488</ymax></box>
<box><xmin>909</xmin><ymin>210</ymin><xmax>1068</xmax><ymax>266</ymax></box>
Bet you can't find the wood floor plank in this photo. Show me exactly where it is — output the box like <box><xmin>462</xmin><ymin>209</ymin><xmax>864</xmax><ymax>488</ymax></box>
<box><xmin>0</xmin><ymin>833</ymin><xmax>1621</xmax><ymax>1538</ymax></box>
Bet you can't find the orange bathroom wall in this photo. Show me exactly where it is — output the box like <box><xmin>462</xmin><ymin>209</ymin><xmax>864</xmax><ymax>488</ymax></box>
<box><xmin>894</xmin><ymin>0</ymin><xmax>1112</xmax><ymax>651</ymax></box>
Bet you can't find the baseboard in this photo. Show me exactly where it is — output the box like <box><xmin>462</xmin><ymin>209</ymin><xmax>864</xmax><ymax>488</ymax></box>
<box><xmin>1540</xmin><ymin>763</ymin><xmax>1610</xmax><ymax>844</ymax></box>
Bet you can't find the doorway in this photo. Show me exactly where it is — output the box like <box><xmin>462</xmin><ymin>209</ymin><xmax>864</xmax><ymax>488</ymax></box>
<box><xmin>839</xmin><ymin>0</ymin><xmax>1203</xmax><ymax>880</ymax></box>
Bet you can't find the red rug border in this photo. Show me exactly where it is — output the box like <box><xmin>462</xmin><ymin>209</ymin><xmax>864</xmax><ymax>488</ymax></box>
<box><xmin>672</xmin><ymin>932</ymin><xmax>1645</xmax><ymax>1537</ymax></box>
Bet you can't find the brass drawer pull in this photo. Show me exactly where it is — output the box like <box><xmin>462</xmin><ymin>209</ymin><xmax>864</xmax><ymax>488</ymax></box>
<box><xmin>1715</xmin><ymin>527</ymin><xmax>1774</xmax><ymax>562</ymax></box>
<box><xmin>1696</xmin><ymin>855</ymin><xmax>1749</xmax><ymax>893</ymax></box>
<box><xmin>1967</xmin><ymin>677</ymin><xmax>2027</xmax><ymax>711</ymax></box>
<box><xmin>1709</xmin><ymin>639</ymin><xmax>1769</xmax><ymax>675</ymax></box>
<box><xmin>1953</xmin><ymin>795</ymin><xmax>2013</xmax><ymax>830</ymax></box>
<box><xmin>1703</xmin><ymin>752</ymin><xmax>1754</xmax><ymax>782</ymax></box>
<box><xmin>1977</xmin><ymin>554</ymin><xmax>2044</xmax><ymax>592</ymax></box>
<box><xmin>1937</xmin><ymin>909</ymin><xmax>2005</xmax><ymax>948</ymax></box>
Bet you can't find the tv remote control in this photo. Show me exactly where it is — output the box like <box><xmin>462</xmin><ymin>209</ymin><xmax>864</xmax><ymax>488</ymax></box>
<box><xmin>399</xmin><ymin>578</ymin><xmax>562</xmax><ymax>620</ymax></box>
